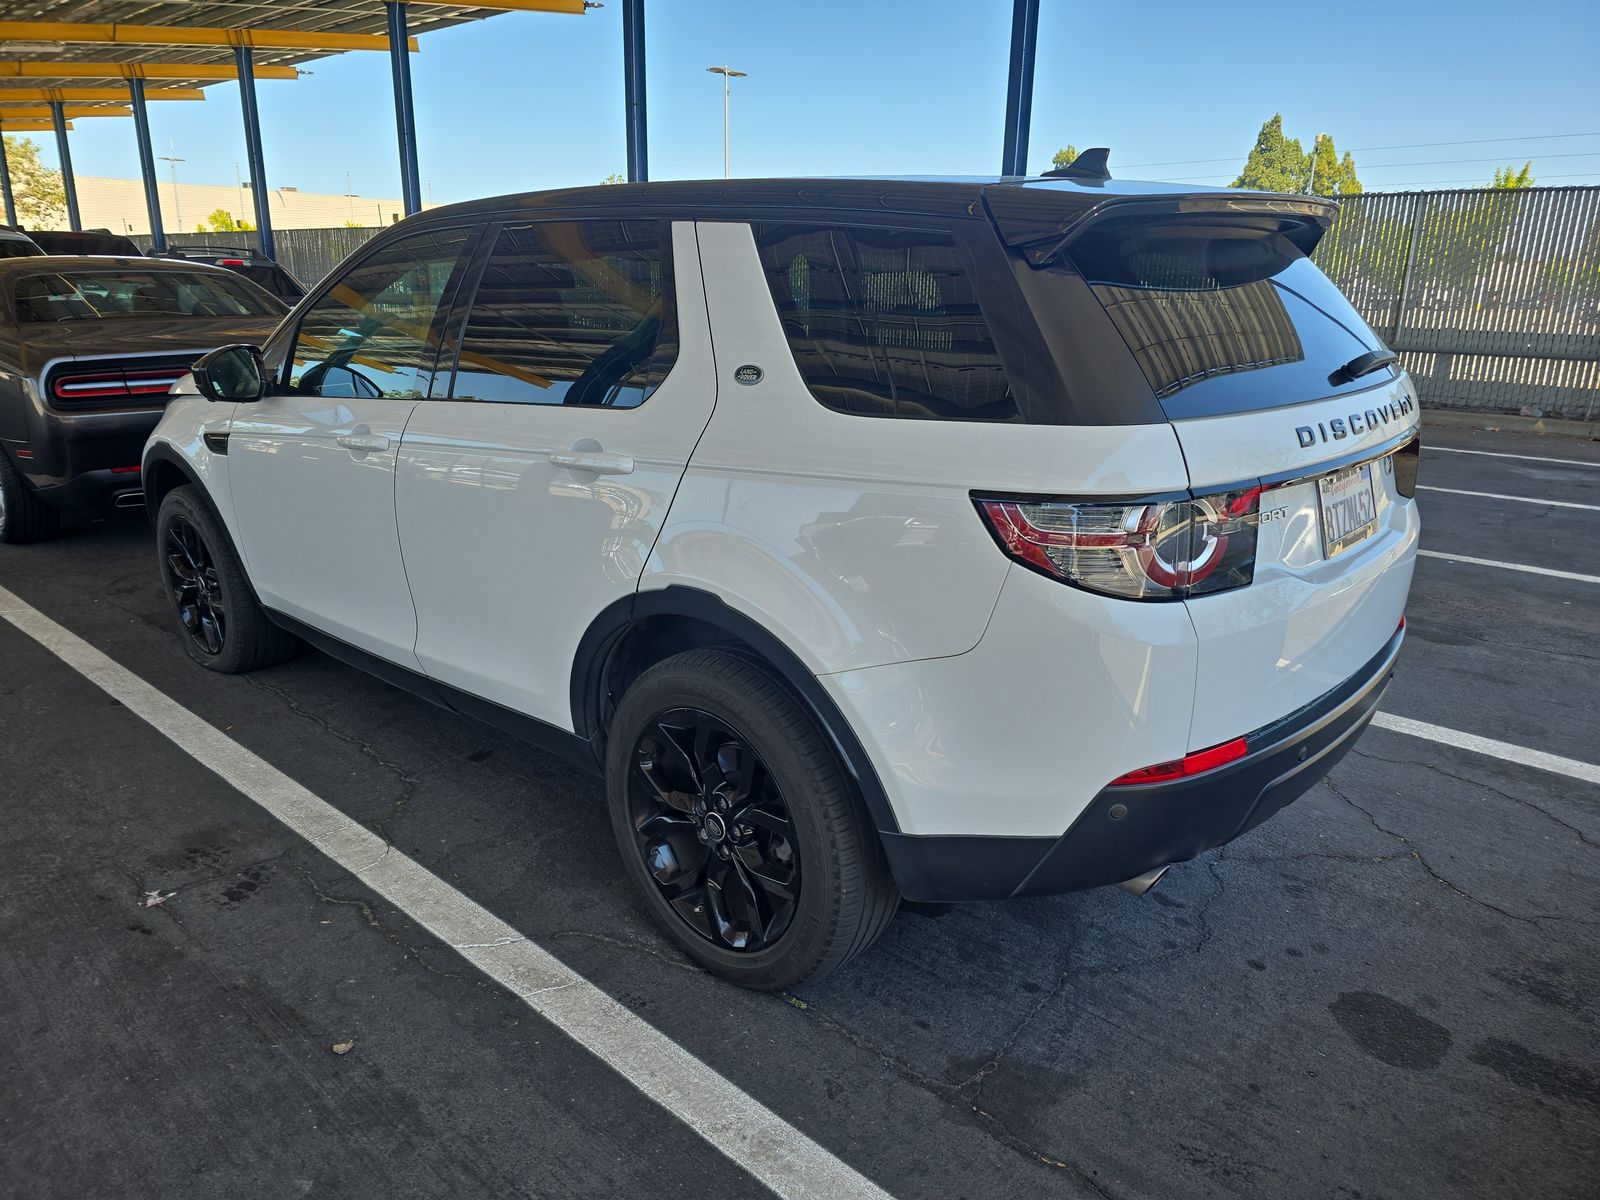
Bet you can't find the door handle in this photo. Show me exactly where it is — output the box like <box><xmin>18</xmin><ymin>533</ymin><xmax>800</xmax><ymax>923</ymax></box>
<box><xmin>549</xmin><ymin>450</ymin><xmax>635</xmax><ymax>476</ymax></box>
<box><xmin>337</xmin><ymin>432</ymin><xmax>391</xmax><ymax>454</ymax></box>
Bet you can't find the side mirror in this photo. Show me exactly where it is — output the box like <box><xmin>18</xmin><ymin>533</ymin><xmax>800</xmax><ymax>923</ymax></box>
<box><xmin>192</xmin><ymin>344</ymin><xmax>267</xmax><ymax>403</ymax></box>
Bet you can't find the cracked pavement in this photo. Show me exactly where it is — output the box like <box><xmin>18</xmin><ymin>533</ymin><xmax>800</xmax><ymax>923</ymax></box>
<box><xmin>1</xmin><ymin>422</ymin><xmax>1596</xmax><ymax>1200</ymax></box>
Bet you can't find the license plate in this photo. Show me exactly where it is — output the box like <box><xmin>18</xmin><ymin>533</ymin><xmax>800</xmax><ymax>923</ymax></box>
<box><xmin>1317</xmin><ymin>462</ymin><xmax>1379</xmax><ymax>557</ymax></box>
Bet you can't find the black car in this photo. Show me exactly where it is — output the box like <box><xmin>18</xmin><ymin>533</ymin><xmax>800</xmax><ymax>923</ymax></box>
<box><xmin>158</xmin><ymin>245</ymin><xmax>306</xmax><ymax>303</ymax></box>
<box><xmin>26</xmin><ymin>229</ymin><xmax>148</xmax><ymax>257</ymax></box>
<box><xmin>0</xmin><ymin>256</ymin><xmax>286</xmax><ymax>541</ymax></box>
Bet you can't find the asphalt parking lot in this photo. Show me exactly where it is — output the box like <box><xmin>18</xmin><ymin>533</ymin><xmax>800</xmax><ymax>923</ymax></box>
<box><xmin>1</xmin><ymin>418</ymin><xmax>1596</xmax><ymax>1200</ymax></box>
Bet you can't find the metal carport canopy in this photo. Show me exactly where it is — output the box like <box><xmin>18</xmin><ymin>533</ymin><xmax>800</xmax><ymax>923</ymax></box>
<box><xmin>0</xmin><ymin>2</ymin><xmax>588</xmax><ymax>246</ymax></box>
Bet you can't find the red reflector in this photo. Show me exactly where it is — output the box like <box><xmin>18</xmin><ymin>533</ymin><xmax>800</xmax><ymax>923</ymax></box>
<box><xmin>1109</xmin><ymin>737</ymin><xmax>1250</xmax><ymax>787</ymax></box>
<box><xmin>1398</xmin><ymin>615</ymin><xmax>1406</xmax><ymax>630</ymax></box>
<box><xmin>15</xmin><ymin>449</ymin><xmax>33</xmax><ymax>459</ymax></box>
<box><xmin>111</xmin><ymin>466</ymin><xmax>142</xmax><ymax>474</ymax></box>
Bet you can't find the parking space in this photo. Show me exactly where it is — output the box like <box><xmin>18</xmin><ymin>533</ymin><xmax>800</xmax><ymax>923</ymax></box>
<box><xmin>1</xmin><ymin>419</ymin><xmax>1596</xmax><ymax>1200</ymax></box>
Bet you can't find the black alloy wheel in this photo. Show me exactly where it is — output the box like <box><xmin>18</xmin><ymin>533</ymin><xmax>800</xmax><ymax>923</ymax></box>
<box><xmin>628</xmin><ymin>708</ymin><xmax>801</xmax><ymax>953</ymax></box>
<box><xmin>163</xmin><ymin>515</ymin><xmax>226</xmax><ymax>656</ymax></box>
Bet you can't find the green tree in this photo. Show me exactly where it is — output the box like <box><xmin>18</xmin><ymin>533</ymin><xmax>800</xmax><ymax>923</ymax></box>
<box><xmin>1231</xmin><ymin>114</ymin><xmax>1307</xmax><ymax>193</ymax></box>
<box><xmin>600</xmin><ymin>172</ymin><xmax>626</xmax><ymax>185</ymax></box>
<box><xmin>1050</xmin><ymin>145</ymin><xmax>1079</xmax><ymax>171</ymax></box>
<box><xmin>1230</xmin><ymin>116</ymin><xmax>1363</xmax><ymax>196</ymax></box>
<box><xmin>1490</xmin><ymin>162</ymin><xmax>1535</xmax><ymax>189</ymax></box>
<box><xmin>1305</xmin><ymin>134</ymin><xmax>1363</xmax><ymax>196</ymax></box>
<box><xmin>196</xmin><ymin>208</ymin><xmax>254</xmax><ymax>233</ymax></box>
<box><xmin>1</xmin><ymin>135</ymin><xmax>66</xmax><ymax>226</ymax></box>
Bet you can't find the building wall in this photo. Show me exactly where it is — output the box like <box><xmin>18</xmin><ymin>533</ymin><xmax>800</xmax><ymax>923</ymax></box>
<box><xmin>69</xmin><ymin>176</ymin><xmax>427</xmax><ymax>235</ymax></box>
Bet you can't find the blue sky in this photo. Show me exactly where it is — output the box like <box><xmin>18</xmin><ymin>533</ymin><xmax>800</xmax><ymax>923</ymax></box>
<box><xmin>26</xmin><ymin>0</ymin><xmax>1600</xmax><ymax>207</ymax></box>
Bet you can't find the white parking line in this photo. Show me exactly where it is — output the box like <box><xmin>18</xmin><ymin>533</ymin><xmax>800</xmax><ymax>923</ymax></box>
<box><xmin>1371</xmin><ymin>712</ymin><xmax>1600</xmax><ymax>787</ymax></box>
<box><xmin>1427</xmin><ymin>446</ymin><xmax>1600</xmax><ymax>468</ymax></box>
<box><xmin>1416</xmin><ymin>549</ymin><xmax>1600</xmax><ymax>584</ymax></box>
<box><xmin>0</xmin><ymin>583</ymin><xmax>894</xmax><ymax>1200</ymax></box>
<box><xmin>1417</xmin><ymin>486</ymin><xmax>1600</xmax><ymax>511</ymax></box>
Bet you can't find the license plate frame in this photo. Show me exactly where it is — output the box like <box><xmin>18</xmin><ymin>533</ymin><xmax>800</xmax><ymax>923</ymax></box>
<box><xmin>1317</xmin><ymin>462</ymin><xmax>1379</xmax><ymax>558</ymax></box>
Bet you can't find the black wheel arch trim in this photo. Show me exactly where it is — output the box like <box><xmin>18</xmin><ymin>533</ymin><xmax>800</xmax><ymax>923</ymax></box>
<box><xmin>571</xmin><ymin>587</ymin><xmax>902</xmax><ymax>835</ymax></box>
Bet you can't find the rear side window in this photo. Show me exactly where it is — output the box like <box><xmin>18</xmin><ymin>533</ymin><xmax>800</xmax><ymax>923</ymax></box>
<box><xmin>450</xmin><ymin>219</ymin><xmax>675</xmax><ymax>409</ymax></box>
<box><xmin>753</xmin><ymin>224</ymin><xmax>1018</xmax><ymax>421</ymax></box>
<box><xmin>1063</xmin><ymin>218</ymin><xmax>1389</xmax><ymax>416</ymax></box>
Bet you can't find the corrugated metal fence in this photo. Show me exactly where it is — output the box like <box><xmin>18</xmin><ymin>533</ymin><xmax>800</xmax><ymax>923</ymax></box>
<box><xmin>130</xmin><ymin>186</ymin><xmax>1600</xmax><ymax>420</ymax></box>
<box><xmin>1314</xmin><ymin>186</ymin><xmax>1600</xmax><ymax>420</ymax></box>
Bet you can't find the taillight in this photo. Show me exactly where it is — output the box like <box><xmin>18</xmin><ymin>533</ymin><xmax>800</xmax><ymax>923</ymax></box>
<box><xmin>1109</xmin><ymin>736</ymin><xmax>1249</xmax><ymax>786</ymax></box>
<box><xmin>1393</xmin><ymin>434</ymin><xmax>1420</xmax><ymax>498</ymax></box>
<box><xmin>50</xmin><ymin>365</ymin><xmax>188</xmax><ymax>405</ymax></box>
<box><xmin>975</xmin><ymin>486</ymin><xmax>1260</xmax><ymax>600</ymax></box>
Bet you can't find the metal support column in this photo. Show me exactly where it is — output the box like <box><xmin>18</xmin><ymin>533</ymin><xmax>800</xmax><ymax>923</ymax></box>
<box><xmin>50</xmin><ymin>101</ymin><xmax>81</xmax><ymax>229</ymax></box>
<box><xmin>234</xmin><ymin>45</ymin><xmax>275</xmax><ymax>259</ymax></box>
<box><xmin>622</xmin><ymin>0</ymin><xmax>648</xmax><ymax>182</ymax></box>
<box><xmin>999</xmin><ymin>0</ymin><xmax>1040</xmax><ymax>177</ymax></box>
<box><xmin>128</xmin><ymin>77</ymin><xmax>166</xmax><ymax>250</ymax></box>
<box><xmin>0</xmin><ymin>134</ymin><xmax>16</xmax><ymax>226</ymax></box>
<box><xmin>387</xmin><ymin>2</ymin><xmax>421</xmax><ymax>215</ymax></box>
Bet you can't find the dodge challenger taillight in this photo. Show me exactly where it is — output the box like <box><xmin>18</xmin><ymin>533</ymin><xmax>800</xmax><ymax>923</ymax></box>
<box><xmin>975</xmin><ymin>487</ymin><xmax>1261</xmax><ymax>600</ymax></box>
<box><xmin>50</xmin><ymin>366</ymin><xmax>188</xmax><ymax>404</ymax></box>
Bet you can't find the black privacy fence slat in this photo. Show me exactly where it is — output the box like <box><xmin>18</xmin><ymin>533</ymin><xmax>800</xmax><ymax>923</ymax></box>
<box><xmin>128</xmin><ymin>184</ymin><xmax>1600</xmax><ymax>420</ymax></box>
<box><xmin>1313</xmin><ymin>186</ymin><xmax>1600</xmax><ymax>420</ymax></box>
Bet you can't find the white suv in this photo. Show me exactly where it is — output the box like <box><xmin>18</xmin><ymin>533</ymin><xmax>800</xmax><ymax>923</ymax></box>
<box><xmin>143</xmin><ymin>175</ymin><xmax>1420</xmax><ymax>989</ymax></box>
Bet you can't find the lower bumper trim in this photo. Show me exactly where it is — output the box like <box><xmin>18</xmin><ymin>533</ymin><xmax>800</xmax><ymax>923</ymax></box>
<box><xmin>881</xmin><ymin>625</ymin><xmax>1404</xmax><ymax>903</ymax></box>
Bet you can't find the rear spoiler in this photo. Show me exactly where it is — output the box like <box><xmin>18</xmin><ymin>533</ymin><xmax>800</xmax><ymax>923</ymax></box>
<box><xmin>982</xmin><ymin>187</ymin><xmax>1339</xmax><ymax>267</ymax></box>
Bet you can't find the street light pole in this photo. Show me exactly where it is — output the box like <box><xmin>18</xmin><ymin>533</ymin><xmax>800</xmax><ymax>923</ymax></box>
<box><xmin>158</xmin><ymin>141</ymin><xmax>185</xmax><ymax>231</ymax></box>
<box><xmin>705</xmin><ymin>65</ymin><xmax>747</xmax><ymax>178</ymax></box>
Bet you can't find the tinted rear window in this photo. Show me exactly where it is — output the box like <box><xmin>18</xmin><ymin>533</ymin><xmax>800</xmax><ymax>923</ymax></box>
<box><xmin>14</xmin><ymin>269</ymin><xmax>283</xmax><ymax>322</ymax></box>
<box><xmin>1062</xmin><ymin>219</ymin><xmax>1390</xmax><ymax>417</ymax></box>
<box><xmin>754</xmin><ymin>224</ymin><xmax>1019</xmax><ymax>422</ymax></box>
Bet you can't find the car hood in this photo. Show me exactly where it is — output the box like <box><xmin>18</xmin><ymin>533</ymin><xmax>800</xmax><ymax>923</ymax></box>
<box><xmin>17</xmin><ymin>315</ymin><xmax>281</xmax><ymax>372</ymax></box>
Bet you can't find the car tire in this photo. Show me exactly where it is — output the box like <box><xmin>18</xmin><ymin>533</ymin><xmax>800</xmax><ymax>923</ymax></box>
<box><xmin>0</xmin><ymin>451</ymin><xmax>63</xmax><ymax>544</ymax></box>
<box><xmin>606</xmin><ymin>648</ymin><xmax>899</xmax><ymax>990</ymax></box>
<box><xmin>156</xmin><ymin>485</ymin><xmax>299</xmax><ymax>673</ymax></box>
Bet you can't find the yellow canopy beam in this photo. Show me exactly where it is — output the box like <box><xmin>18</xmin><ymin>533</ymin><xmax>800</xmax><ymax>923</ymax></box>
<box><xmin>0</xmin><ymin>22</ymin><xmax>419</xmax><ymax>53</ymax></box>
<box><xmin>0</xmin><ymin>86</ymin><xmax>202</xmax><ymax>102</ymax></box>
<box><xmin>0</xmin><ymin>120</ymin><xmax>67</xmax><ymax>131</ymax></box>
<box><xmin>0</xmin><ymin>60</ymin><xmax>299</xmax><ymax>81</ymax></box>
<box><xmin>0</xmin><ymin>104</ymin><xmax>130</xmax><ymax>119</ymax></box>
<box><xmin>409</xmin><ymin>1</ymin><xmax>586</xmax><ymax>11</ymax></box>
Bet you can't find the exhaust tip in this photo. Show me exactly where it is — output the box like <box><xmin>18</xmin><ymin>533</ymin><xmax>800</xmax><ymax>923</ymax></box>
<box><xmin>113</xmin><ymin>492</ymin><xmax>145</xmax><ymax>510</ymax></box>
<box><xmin>1116</xmin><ymin>866</ymin><xmax>1169</xmax><ymax>896</ymax></box>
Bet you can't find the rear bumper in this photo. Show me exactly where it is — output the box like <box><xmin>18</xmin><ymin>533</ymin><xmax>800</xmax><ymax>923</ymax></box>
<box><xmin>881</xmin><ymin>623</ymin><xmax>1403</xmax><ymax>902</ymax></box>
<box><xmin>6</xmin><ymin>407</ymin><xmax>160</xmax><ymax>512</ymax></box>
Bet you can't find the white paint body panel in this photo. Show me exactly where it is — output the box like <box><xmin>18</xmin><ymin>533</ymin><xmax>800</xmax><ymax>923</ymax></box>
<box><xmin>1170</xmin><ymin>381</ymin><xmax>1421</xmax><ymax>750</ymax></box>
<box><xmin>646</xmin><ymin>221</ymin><xmax>1192</xmax><ymax>675</ymax></box>
<box><xmin>227</xmin><ymin>394</ymin><xmax>422</xmax><ymax>665</ymax></box>
<box><xmin>394</xmin><ymin>223</ymin><xmax>717</xmax><ymax>728</ymax></box>
<box><xmin>821</xmin><ymin>564</ymin><xmax>1200</xmax><ymax>837</ymax></box>
<box><xmin>1174</xmin><ymin>375</ymin><xmax>1418</xmax><ymax>489</ymax></box>
<box><xmin>144</xmin><ymin>385</ymin><xmax>240</xmax><ymax>533</ymax></box>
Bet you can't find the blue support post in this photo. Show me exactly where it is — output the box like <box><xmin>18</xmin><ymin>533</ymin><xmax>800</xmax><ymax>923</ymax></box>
<box><xmin>129</xmin><ymin>78</ymin><xmax>167</xmax><ymax>250</ymax></box>
<box><xmin>234</xmin><ymin>46</ymin><xmax>275</xmax><ymax>259</ymax></box>
<box><xmin>51</xmin><ymin>101</ymin><xmax>82</xmax><ymax>230</ymax></box>
<box><xmin>387</xmin><ymin>2</ymin><xmax>422</xmax><ymax>215</ymax></box>
<box><xmin>0</xmin><ymin>132</ymin><xmax>17</xmax><ymax>227</ymax></box>
<box><xmin>622</xmin><ymin>0</ymin><xmax>648</xmax><ymax>182</ymax></box>
<box><xmin>999</xmin><ymin>0</ymin><xmax>1040</xmax><ymax>177</ymax></box>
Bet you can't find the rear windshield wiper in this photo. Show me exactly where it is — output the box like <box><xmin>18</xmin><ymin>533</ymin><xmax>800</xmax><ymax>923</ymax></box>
<box><xmin>1332</xmin><ymin>349</ymin><xmax>1398</xmax><ymax>384</ymax></box>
